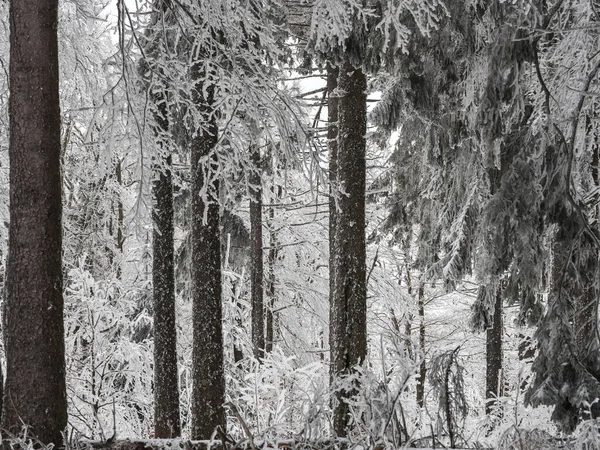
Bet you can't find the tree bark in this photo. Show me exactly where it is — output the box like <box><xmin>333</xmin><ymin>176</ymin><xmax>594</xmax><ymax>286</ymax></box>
<box><xmin>265</xmin><ymin>181</ymin><xmax>280</xmax><ymax>354</ymax></box>
<box><xmin>152</xmin><ymin>88</ymin><xmax>181</xmax><ymax>437</ymax></box>
<box><xmin>417</xmin><ymin>284</ymin><xmax>426</xmax><ymax>408</ymax></box>
<box><xmin>330</xmin><ymin>60</ymin><xmax>367</xmax><ymax>437</ymax></box>
<box><xmin>116</xmin><ymin>159</ymin><xmax>124</xmax><ymax>254</ymax></box>
<box><xmin>2</xmin><ymin>0</ymin><xmax>68</xmax><ymax>445</ymax></box>
<box><xmin>189</xmin><ymin>75</ymin><xmax>226</xmax><ymax>439</ymax></box>
<box><xmin>485</xmin><ymin>287</ymin><xmax>503</xmax><ymax>415</ymax></box>
<box><xmin>250</xmin><ymin>146</ymin><xmax>265</xmax><ymax>360</ymax></box>
<box><xmin>328</xmin><ymin>63</ymin><xmax>339</xmax><ymax>339</ymax></box>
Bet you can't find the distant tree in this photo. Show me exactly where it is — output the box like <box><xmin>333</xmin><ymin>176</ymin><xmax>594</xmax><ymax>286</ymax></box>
<box><xmin>474</xmin><ymin>285</ymin><xmax>503</xmax><ymax>415</ymax></box>
<box><xmin>2</xmin><ymin>0</ymin><xmax>68</xmax><ymax>445</ymax></box>
<box><xmin>416</xmin><ymin>284</ymin><xmax>426</xmax><ymax>408</ymax></box>
<box><xmin>250</xmin><ymin>145</ymin><xmax>265</xmax><ymax>360</ymax></box>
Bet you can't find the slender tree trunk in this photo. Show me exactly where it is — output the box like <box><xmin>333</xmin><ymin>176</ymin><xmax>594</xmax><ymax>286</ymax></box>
<box><xmin>265</xmin><ymin>182</ymin><xmax>280</xmax><ymax>354</ymax></box>
<box><xmin>417</xmin><ymin>284</ymin><xmax>426</xmax><ymax>408</ymax></box>
<box><xmin>250</xmin><ymin>147</ymin><xmax>265</xmax><ymax>359</ymax></box>
<box><xmin>116</xmin><ymin>159</ymin><xmax>124</xmax><ymax>254</ymax></box>
<box><xmin>151</xmin><ymin>88</ymin><xmax>180</xmax><ymax>437</ymax></box>
<box><xmin>189</xmin><ymin>75</ymin><xmax>226</xmax><ymax>438</ymax></box>
<box><xmin>2</xmin><ymin>0</ymin><xmax>67</xmax><ymax>444</ymax></box>
<box><xmin>403</xmin><ymin>260</ymin><xmax>414</xmax><ymax>360</ymax></box>
<box><xmin>485</xmin><ymin>287</ymin><xmax>503</xmax><ymax>415</ymax></box>
<box><xmin>578</xmin><ymin>124</ymin><xmax>600</xmax><ymax>365</ymax></box>
<box><xmin>330</xmin><ymin>60</ymin><xmax>367</xmax><ymax>437</ymax></box>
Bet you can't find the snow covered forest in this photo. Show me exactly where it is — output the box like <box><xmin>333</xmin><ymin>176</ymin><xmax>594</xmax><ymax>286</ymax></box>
<box><xmin>3</xmin><ymin>0</ymin><xmax>600</xmax><ymax>448</ymax></box>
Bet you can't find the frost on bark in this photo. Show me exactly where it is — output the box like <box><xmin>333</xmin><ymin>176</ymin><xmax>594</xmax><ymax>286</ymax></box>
<box><xmin>250</xmin><ymin>146</ymin><xmax>265</xmax><ymax>360</ymax></box>
<box><xmin>486</xmin><ymin>288</ymin><xmax>503</xmax><ymax>415</ymax></box>
<box><xmin>330</xmin><ymin>59</ymin><xmax>367</xmax><ymax>437</ymax></box>
<box><xmin>2</xmin><ymin>0</ymin><xmax>68</xmax><ymax>445</ymax></box>
<box><xmin>189</xmin><ymin>74</ymin><xmax>226</xmax><ymax>439</ymax></box>
<box><xmin>152</xmin><ymin>87</ymin><xmax>181</xmax><ymax>437</ymax></box>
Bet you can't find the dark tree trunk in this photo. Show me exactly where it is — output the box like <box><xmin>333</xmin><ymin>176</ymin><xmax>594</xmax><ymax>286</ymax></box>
<box><xmin>189</xmin><ymin>76</ymin><xmax>226</xmax><ymax>439</ymax></box>
<box><xmin>0</xmin><ymin>363</ymin><xmax>3</xmax><ymax>423</ymax></box>
<box><xmin>250</xmin><ymin>147</ymin><xmax>265</xmax><ymax>360</ymax></box>
<box><xmin>574</xmin><ymin>246</ymin><xmax>598</xmax><ymax>365</ymax></box>
<box><xmin>330</xmin><ymin>60</ymin><xmax>367</xmax><ymax>437</ymax></box>
<box><xmin>152</xmin><ymin>88</ymin><xmax>181</xmax><ymax>437</ymax></box>
<box><xmin>485</xmin><ymin>288</ymin><xmax>503</xmax><ymax>415</ymax></box>
<box><xmin>265</xmin><ymin>182</ymin><xmax>280</xmax><ymax>354</ymax></box>
<box><xmin>328</xmin><ymin>63</ymin><xmax>339</xmax><ymax>335</ymax></box>
<box><xmin>116</xmin><ymin>159</ymin><xmax>124</xmax><ymax>254</ymax></box>
<box><xmin>403</xmin><ymin>261</ymin><xmax>414</xmax><ymax>360</ymax></box>
<box><xmin>417</xmin><ymin>284</ymin><xmax>426</xmax><ymax>408</ymax></box>
<box><xmin>2</xmin><ymin>0</ymin><xmax>68</xmax><ymax>445</ymax></box>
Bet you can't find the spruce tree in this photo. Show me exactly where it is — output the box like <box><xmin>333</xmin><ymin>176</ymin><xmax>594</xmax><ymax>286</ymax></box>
<box><xmin>2</xmin><ymin>0</ymin><xmax>68</xmax><ymax>444</ymax></box>
<box><xmin>189</xmin><ymin>76</ymin><xmax>226</xmax><ymax>439</ymax></box>
<box><xmin>330</xmin><ymin>58</ymin><xmax>368</xmax><ymax>436</ymax></box>
<box><xmin>250</xmin><ymin>145</ymin><xmax>266</xmax><ymax>360</ymax></box>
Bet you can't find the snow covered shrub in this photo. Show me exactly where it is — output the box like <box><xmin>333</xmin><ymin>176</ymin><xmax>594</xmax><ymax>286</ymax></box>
<box><xmin>226</xmin><ymin>350</ymin><xmax>330</xmax><ymax>441</ymax></box>
<box><xmin>497</xmin><ymin>426</ymin><xmax>561</xmax><ymax>450</ymax></box>
<box><xmin>333</xmin><ymin>362</ymin><xmax>415</xmax><ymax>447</ymax></box>
<box><xmin>428</xmin><ymin>346</ymin><xmax>469</xmax><ymax>448</ymax></box>
<box><xmin>574</xmin><ymin>419</ymin><xmax>600</xmax><ymax>450</ymax></box>
<box><xmin>2</xmin><ymin>429</ymin><xmax>59</xmax><ymax>450</ymax></box>
<box><xmin>65</xmin><ymin>257</ymin><xmax>153</xmax><ymax>439</ymax></box>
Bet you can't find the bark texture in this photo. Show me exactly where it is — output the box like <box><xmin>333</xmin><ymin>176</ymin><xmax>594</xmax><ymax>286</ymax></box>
<box><xmin>266</xmin><ymin>182</ymin><xmax>281</xmax><ymax>354</ymax></box>
<box><xmin>330</xmin><ymin>60</ymin><xmax>367</xmax><ymax>437</ymax></box>
<box><xmin>189</xmin><ymin>78</ymin><xmax>226</xmax><ymax>439</ymax></box>
<box><xmin>417</xmin><ymin>284</ymin><xmax>426</xmax><ymax>408</ymax></box>
<box><xmin>250</xmin><ymin>147</ymin><xmax>265</xmax><ymax>359</ymax></box>
<box><xmin>485</xmin><ymin>288</ymin><xmax>503</xmax><ymax>415</ymax></box>
<box><xmin>2</xmin><ymin>0</ymin><xmax>68</xmax><ymax>445</ymax></box>
<box><xmin>152</xmin><ymin>90</ymin><xmax>181</xmax><ymax>437</ymax></box>
<box><xmin>328</xmin><ymin>63</ymin><xmax>339</xmax><ymax>358</ymax></box>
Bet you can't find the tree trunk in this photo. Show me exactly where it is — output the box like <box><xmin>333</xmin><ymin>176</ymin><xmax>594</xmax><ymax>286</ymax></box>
<box><xmin>152</xmin><ymin>88</ymin><xmax>181</xmax><ymax>437</ymax></box>
<box><xmin>2</xmin><ymin>0</ymin><xmax>68</xmax><ymax>445</ymax></box>
<box><xmin>116</xmin><ymin>159</ymin><xmax>124</xmax><ymax>254</ymax></box>
<box><xmin>330</xmin><ymin>60</ymin><xmax>367</xmax><ymax>437</ymax></box>
<box><xmin>265</xmin><ymin>182</ymin><xmax>280</xmax><ymax>354</ymax></box>
<box><xmin>417</xmin><ymin>284</ymin><xmax>426</xmax><ymax>408</ymax></box>
<box><xmin>485</xmin><ymin>287</ymin><xmax>503</xmax><ymax>415</ymax></box>
<box><xmin>189</xmin><ymin>76</ymin><xmax>226</xmax><ymax>439</ymax></box>
<box><xmin>328</xmin><ymin>63</ymin><xmax>339</xmax><ymax>340</ymax></box>
<box><xmin>250</xmin><ymin>146</ymin><xmax>265</xmax><ymax>360</ymax></box>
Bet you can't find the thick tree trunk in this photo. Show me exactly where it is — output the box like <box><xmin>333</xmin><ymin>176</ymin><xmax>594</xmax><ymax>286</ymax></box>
<box><xmin>250</xmin><ymin>147</ymin><xmax>265</xmax><ymax>360</ymax></box>
<box><xmin>328</xmin><ymin>63</ymin><xmax>339</xmax><ymax>336</ymax></box>
<box><xmin>416</xmin><ymin>284</ymin><xmax>426</xmax><ymax>408</ymax></box>
<box><xmin>485</xmin><ymin>288</ymin><xmax>503</xmax><ymax>415</ymax></box>
<box><xmin>2</xmin><ymin>0</ymin><xmax>68</xmax><ymax>445</ymax></box>
<box><xmin>330</xmin><ymin>60</ymin><xmax>367</xmax><ymax>437</ymax></box>
<box><xmin>189</xmin><ymin>77</ymin><xmax>226</xmax><ymax>439</ymax></box>
<box><xmin>152</xmin><ymin>89</ymin><xmax>181</xmax><ymax>437</ymax></box>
